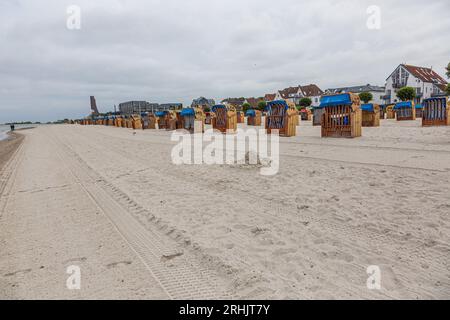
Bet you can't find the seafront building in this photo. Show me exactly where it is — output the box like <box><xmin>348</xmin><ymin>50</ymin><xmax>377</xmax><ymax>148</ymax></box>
<box><xmin>274</xmin><ymin>84</ymin><xmax>324</xmax><ymax>107</ymax></box>
<box><xmin>118</xmin><ymin>101</ymin><xmax>158</xmax><ymax>115</ymax></box>
<box><xmin>384</xmin><ymin>64</ymin><xmax>448</xmax><ymax>104</ymax></box>
<box><xmin>325</xmin><ymin>84</ymin><xmax>386</xmax><ymax>105</ymax></box>
<box><xmin>118</xmin><ymin>101</ymin><xmax>182</xmax><ymax>115</ymax></box>
<box><xmin>191</xmin><ymin>97</ymin><xmax>216</xmax><ymax>110</ymax></box>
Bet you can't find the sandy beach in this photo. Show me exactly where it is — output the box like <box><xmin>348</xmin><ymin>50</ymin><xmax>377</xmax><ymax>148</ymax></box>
<box><xmin>0</xmin><ymin>120</ymin><xmax>449</xmax><ymax>299</ymax></box>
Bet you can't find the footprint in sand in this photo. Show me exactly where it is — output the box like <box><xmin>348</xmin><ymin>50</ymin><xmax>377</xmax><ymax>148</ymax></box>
<box><xmin>63</xmin><ymin>257</ymin><xmax>87</xmax><ymax>264</ymax></box>
<box><xmin>160</xmin><ymin>252</ymin><xmax>184</xmax><ymax>263</ymax></box>
<box><xmin>251</xmin><ymin>227</ymin><xmax>269</xmax><ymax>236</ymax></box>
<box><xmin>106</xmin><ymin>261</ymin><xmax>132</xmax><ymax>269</ymax></box>
<box><xmin>4</xmin><ymin>268</ymin><xmax>32</xmax><ymax>277</ymax></box>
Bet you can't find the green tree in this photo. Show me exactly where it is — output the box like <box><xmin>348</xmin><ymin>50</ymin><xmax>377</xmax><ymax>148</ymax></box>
<box><xmin>358</xmin><ymin>92</ymin><xmax>373</xmax><ymax>103</ymax></box>
<box><xmin>257</xmin><ymin>101</ymin><xmax>267</xmax><ymax>111</ymax></box>
<box><xmin>298</xmin><ymin>97</ymin><xmax>312</xmax><ymax>108</ymax></box>
<box><xmin>242</xmin><ymin>102</ymin><xmax>251</xmax><ymax>113</ymax></box>
<box><xmin>396</xmin><ymin>86</ymin><xmax>416</xmax><ymax>101</ymax></box>
<box><xmin>446</xmin><ymin>62</ymin><xmax>450</xmax><ymax>79</ymax></box>
<box><xmin>446</xmin><ymin>83</ymin><xmax>450</xmax><ymax>96</ymax></box>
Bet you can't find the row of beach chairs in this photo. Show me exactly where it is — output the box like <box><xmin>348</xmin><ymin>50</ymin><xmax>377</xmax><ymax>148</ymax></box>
<box><xmin>78</xmin><ymin>95</ymin><xmax>449</xmax><ymax>138</ymax></box>
<box><xmin>311</xmin><ymin>94</ymin><xmax>449</xmax><ymax>137</ymax></box>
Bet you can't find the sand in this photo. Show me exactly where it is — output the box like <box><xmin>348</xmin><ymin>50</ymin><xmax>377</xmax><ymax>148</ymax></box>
<box><xmin>0</xmin><ymin>128</ymin><xmax>168</xmax><ymax>299</ymax></box>
<box><xmin>0</xmin><ymin>132</ymin><xmax>24</xmax><ymax>172</ymax></box>
<box><xmin>0</xmin><ymin>120</ymin><xmax>449</xmax><ymax>299</ymax></box>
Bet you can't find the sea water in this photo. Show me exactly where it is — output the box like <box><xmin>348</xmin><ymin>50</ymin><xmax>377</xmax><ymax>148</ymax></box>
<box><xmin>0</xmin><ymin>124</ymin><xmax>10</xmax><ymax>141</ymax></box>
<box><xmin>0</xmin><ymin>124</ymin><xmax>37</xmax><ymax>141</ymax></box>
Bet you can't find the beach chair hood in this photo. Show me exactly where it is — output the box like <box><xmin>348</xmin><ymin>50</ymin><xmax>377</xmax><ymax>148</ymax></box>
<box><xmin>246</xmin><ymin>109</ymin><xmax>256</xmax><ymax>117</ymax></box>
<box><xmin>361</xmin><ymin>103</ymin><xmax>379</xmax><ymax>113</ymax></box>
<box><xmin>320</xmin><ymin>93</ymin><xmax>360</xmax><ymax>110</ymax></box>
<box><xmin>180</xmin><ymin>108</ymin><xmax>195</xmax><ymax>117</ymax></box>
<box><xmin>361</xmin><ymin>104</ymin><xmax>374</xmax><ymax>112</ymax></box>
<box><xmin>211</xmin><ymin>105</ymin><xmax>227</xmax><ymax>113</ymax></box>
<box><xmin>266</xmin><ymin>100</ymin><xmax>289</xmax><ymax>114</ymax></box>
<box><xmin>394</xmin><ymin>101</ymin><xmax>413</xmax><ymax>109</ymax></box>
<box><xmin>155</xmin><ymin>111</ymin><xmax>167</xmax><ymax>117</ymax></box>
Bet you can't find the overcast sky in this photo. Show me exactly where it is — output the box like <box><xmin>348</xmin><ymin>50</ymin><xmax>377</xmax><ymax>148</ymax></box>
<box><xmin>0</xmin><ymin>0</ymin><xmax>449</xmax><ymax>122</ymax></box>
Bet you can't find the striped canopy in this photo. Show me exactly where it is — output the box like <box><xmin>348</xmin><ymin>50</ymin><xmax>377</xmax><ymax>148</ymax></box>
<box><xmin>423</xmin><ymin>97</ymin><xmax>446</xmax><ymax>105</ymax></box>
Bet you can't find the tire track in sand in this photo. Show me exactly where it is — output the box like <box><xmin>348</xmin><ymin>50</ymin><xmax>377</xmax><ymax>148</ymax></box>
<box><xmin>49</xmin><ymin>133</ymin><xmax>230</xmax><ymax>300</ymax></box>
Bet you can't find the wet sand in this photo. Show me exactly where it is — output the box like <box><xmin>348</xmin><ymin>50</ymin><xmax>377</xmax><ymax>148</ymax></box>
<box><xmin>0</xmin><ymin>132</ymin><xmax>24</xmax><ymax>172</ymax></box>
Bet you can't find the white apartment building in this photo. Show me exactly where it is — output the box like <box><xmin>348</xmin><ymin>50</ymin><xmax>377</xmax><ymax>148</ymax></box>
<box><xmin>384</xmin><ymin>64</ymin><xmax>447</xmax><ymax>105</ymax></box>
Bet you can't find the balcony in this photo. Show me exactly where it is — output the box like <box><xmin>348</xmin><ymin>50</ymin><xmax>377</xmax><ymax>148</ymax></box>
<box><xmin>392</xmin><ymin>83</ymin><xmax>407</xmax><ymax>89</ymax></box>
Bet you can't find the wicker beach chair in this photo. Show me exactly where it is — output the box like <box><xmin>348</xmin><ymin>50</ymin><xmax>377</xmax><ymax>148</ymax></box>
<box><xmin>236</xmin><ymin>111</ymin><xmax>245</xmax><ymax>124</ymax></box>
<box><xmin>155</xmin><ymin>111</ymin><xmax>168</xmax><ymax>129</ymax></box>
<box><xmin>300</xmin><ymin>109</ymin><xmax>312</xmax><ymax>121</ymax></box>
<box><xmin>385</xmin><ymin>104</ymin><xmax>395</xmax><ymax>119</ymax></box>
<box><xmin>106</xmin><ymin>116</ymin><xmax>112</xmax><ymax>126</ymax></box>
<box><xmin>415</xmin><ymin>104</ymin><xmax>423</xmax><ymax>118</ymax></box>
<box><xmin>179</xmin><ymin>107</ymin><xmax>205</xmax><ymax>133</ymax></box>
<box><xmin>361</xmin><ymin>103</ymin><xmax>380</xmax><ymax>127</ymax></box>
<box><xmin>114</xmin><ymin>116</ymin><xmax>123</xmax><ymax>127</ymax></box>
<box><xmin>130</xmin><ymin>115</ymin><xmax>142</xmax><ymax>130</ymax></box>
<box><xmin>312</xmin><ymin>106</ymin><xmax>325</xmax><ymax>126</ymax></box>
<box><xmin>422</xmin><ymin>97</ymin><xmax>449</xmax><ymax>127</ymax></box>
<box><xmin>320</xmin><ymin>93</ymin><xmax>362</xmax><ymax>138</ymax></box>
<box><xmin>394</xmin><ymin>101</ymin><xmax>416</xmax><ymax>121</ymax></box>
<box><xmin>246</xmin><ymin>109</ymin><xmax>262</xmax><ymax>126</ymax></box>
<box><xmin>286</xmin><ymin>101</ymin><xmax>300</xmax><ymax>126</ymax></box>
<box><xmin>211</xmin><ymin>105</ymin><xmax>237</xmax><ymax>133</ymax></box>
<box><xmin>121</xmin><ymin>116</ymin><xmax>128</xmax><ymax>128</ymax></box>
<box><xmin>265</xmin><ymin>100</ymin><xmax>297</xmax><ymax>137</ymax></box>
<box><xmin>164</xmin><ymin>111</ymin><xmax>178</xmax><ymax>131</ymax></box>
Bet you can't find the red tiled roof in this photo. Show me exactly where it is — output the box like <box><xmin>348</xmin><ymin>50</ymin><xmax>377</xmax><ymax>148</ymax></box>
<box><xmin>264</xmin><ymin>93</ymin><xmax>276</xmax><ymax>101</ymax></box>
<box><xmin>278</xmin><ymin>84</ymin><xmax>323</xmax><ymax>99</ymax></box>
<box><xmin>278</xmin><ymin>86</ymin><xmax>300</xmax><ymax>99</ymax></box>
<box><xmin>246</xmin><ymin>97</ymin><xmax>264</xmax><ymax>108</ymax></box>
<box><xmin>221</xmin><ymin>97</ymin><xmax>246</xmax><ymax>106</ymax></box>
<box><xmin>403</xmin><ymin>64</ymin><xmax>447</xmax><ymax>85</ymax></box>
<box><xmin>299</xmin><ymin>84</ymin><xmax>324</xmax><ymax>97</ymax></box>
<box><xmin>435</xmin><ymin>83</ymin><xmax>447</xmax><ymax>92</ymax></box>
